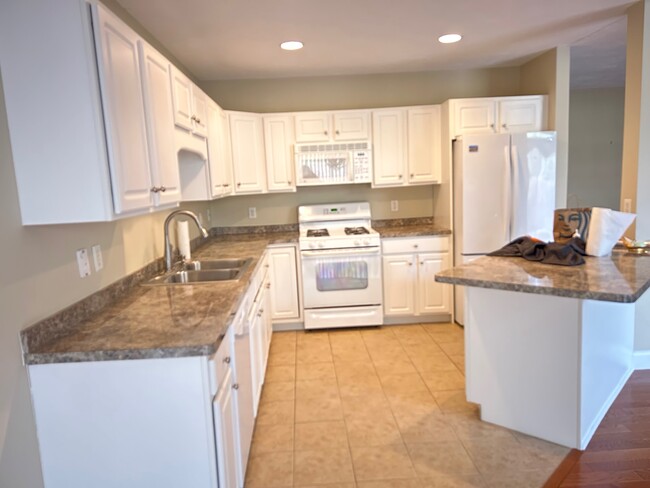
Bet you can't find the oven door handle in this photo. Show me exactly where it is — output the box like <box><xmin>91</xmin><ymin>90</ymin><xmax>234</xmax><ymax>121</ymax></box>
<box><xmin>301</xmin><ymin>247</ymin><xmax>381</xmax><ymax>257</ymax></box>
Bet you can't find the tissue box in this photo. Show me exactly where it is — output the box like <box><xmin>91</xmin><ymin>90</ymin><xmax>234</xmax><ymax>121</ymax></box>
<box><xmin>553</xmin><ymin>208</ymin><xmax>592</xmax><ymax>243</ymax></box>
<box><xmin>585</xmin><ymin>207</ymin><xmax>636</xmax><ymax>257</ymax></box>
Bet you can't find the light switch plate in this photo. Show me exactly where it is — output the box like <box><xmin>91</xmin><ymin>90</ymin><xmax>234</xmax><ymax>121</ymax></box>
<box><xmin>391</xmin><ymin>200</ymin><xmax>399</xmax><ymax>212</ymax></box>
<box><xmin>92</xmin><ymin>244</ymin><xmax>103</xmax><ymax>271</ymax></box>
<box><xmin>76</xmin><ymin>249</ymin><xmax>91</xmax><ymax>278</ymax></box>
<box><xmin>248</xmin><ymin>207</ymin><xmax>257</xmax><ymax>219</ymax></box>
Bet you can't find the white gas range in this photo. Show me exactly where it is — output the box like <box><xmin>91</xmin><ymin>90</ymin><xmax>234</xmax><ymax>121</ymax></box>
<box><xmin>298</xmin><ymin>202</ymin><xmax>383</xmax><ymax>330</ymax></box>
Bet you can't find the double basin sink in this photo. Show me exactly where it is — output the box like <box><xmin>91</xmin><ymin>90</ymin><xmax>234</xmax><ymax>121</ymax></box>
<box><xmin>145</xmin><ymin>258</ymin><xmax>253</xmax><ymax>285</ymax></box>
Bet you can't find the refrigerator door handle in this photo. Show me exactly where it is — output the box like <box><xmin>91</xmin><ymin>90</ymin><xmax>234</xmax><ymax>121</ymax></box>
<box><xmin>510</xmin><ymin>144</ymin><xmax>521</xmax><ymax>238</ymax></box>
<box><xmin>503</xmin><ymin>145</ymin><xmax>512</xmax><ymax>243</ymax></box>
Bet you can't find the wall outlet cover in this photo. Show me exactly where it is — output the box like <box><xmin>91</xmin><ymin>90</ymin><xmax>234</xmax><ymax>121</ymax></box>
<box><xmin>91</xmin><ymin>244</ymin><xmax>103</xmax><ymax>271</ymax></box>
<box><xmin>76</xmin><ymin>249</ymin><xmax>91</xmax><ymax>278</ymax></box>
<box><xmin>248</xmin><ymin>207</ymin><xmax>257</xmax><ymax>219</ymax></box>
<box><xmin>390</xmin><ymin>200</ymin><xmax>399</xmax><ymax>212</ymax></box>
<box><xmin>624</xmin><ymin>198</ymin><xmax>632</xmax><ymax>213</ymax></box>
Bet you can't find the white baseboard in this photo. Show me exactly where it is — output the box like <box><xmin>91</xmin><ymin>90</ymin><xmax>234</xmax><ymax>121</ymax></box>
<box><xmin>272</xmin><ymin>322</ymin><xmax>304</xmax><ymax>332</ymax></box>
<box><xmin>634</xmin><ymin>350</ymin><xmax>650</xmax><ymax>370</ymax></box>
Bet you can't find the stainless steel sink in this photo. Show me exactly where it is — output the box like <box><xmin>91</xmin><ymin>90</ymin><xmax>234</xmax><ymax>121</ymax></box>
<box><xmin>182</xmin><ymin>258</ymin><xmax>252</xmax><ymax>271</ymax></box>
<box><xmin>144</xmin><ymin>258</ymin><xmax>252</xmax><ymax>285</ymax></box>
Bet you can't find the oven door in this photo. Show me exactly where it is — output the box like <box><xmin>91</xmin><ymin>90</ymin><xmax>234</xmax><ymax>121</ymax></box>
<box><xmin>301</xmin><ymin>247</ymin><xmax>382</xmax><ymax>308</ymax></box>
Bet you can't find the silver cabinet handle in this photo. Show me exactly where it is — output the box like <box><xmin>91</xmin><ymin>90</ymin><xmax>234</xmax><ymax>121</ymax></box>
<box><xmin>398</xmin><ymin>174</ymin><xmax>403</xmax><ymax>179</ymax></box>
<box><xmin>223</xmin><ymin>356</ymin><xmax>231</xmax><ymax>364</ymax></box>
<box><xmin>414</xmin><ymin>244</ymin><xmax>419</xmax><ymax>249</ymax></box>
<box><xmin>490</xmin><ymin>123</ymin><xmax>496</xmax><ymax>132</ymax></box>
<box><xmin>502</xmin><ymin>123</ymin><xmax>508</xmax><ymax>129</ymax></box>
<box><xmin>232</xmin><ymin>383</ymin><xmax>239</xmax><ymax>390</ymax></box>
<box><xmin>159</xmin><ymin>186</ymin><xmax>166</xmax><ymax>192</ymax></box>
<box><xmin>288</xmin><ymin>180</ymin><xmax>292</xmax><ymax>185</ymax></box>
<box><xmin>324</xmin><ymin>130</ymin><xmax>328</xmax><ymax>135</ymax></box>
<box><xmin>191</xmin><ymin>115</ymin><xmax>197</xmax><ymax>122</ymax></box>
<box><xmin>410</xmin><ymin>174</ymin><xmax>414</xmax><ymax>178</ymax></box>
<box><xmin>336</xmin><ymin>130</ymin><xmax>340</xmax><ymax>135</ymax></box>
<box><xmin>420</xmin><ymin>261</ymin><xmax>424</xmax><ymax>265</ymax></box>
<box><xmin>266</xmin><ymin>283</ymin><xmax>271</xmax><ymax>289</ymax></box>
<box><xmin>150</xmin><ymin>187</ymin><xmax>159</xmax><ymax>193</ymax></box>
<box><xmin>223</xmin><ymin>183</ymin><xmax>230</xmax><ymax>188</ymax></box>
<box><xmin>408</xmin><ymin>262</ymin><xmax>413</xmax><ymax>266</ymax></box>
<box><xmin>237</xmin><ymin>182</ymin><xmax>241</xmax><ymax>187</ymax></box>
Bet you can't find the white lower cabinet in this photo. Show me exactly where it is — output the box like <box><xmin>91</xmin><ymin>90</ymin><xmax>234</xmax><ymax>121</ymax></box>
<box><xmin>213</xmin><ymin>365</ymin><xmax>239</xmax><ymax>488</ymax></box>
<box><xmin>382</xmin><ymin>237</ymin><xmax>451</xmax><ymax>317</ymax></box>
<box><xmin>268</xmin><ymin>246</ymin><xmax>302</xmax><ymax>322</ymax></box>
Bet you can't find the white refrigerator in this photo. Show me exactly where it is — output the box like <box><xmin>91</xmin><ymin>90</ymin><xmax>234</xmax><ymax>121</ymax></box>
<box><xmin>453</xmin><ymin>131</ymin><xmax>557</xmax><ymax>325</ymax></box>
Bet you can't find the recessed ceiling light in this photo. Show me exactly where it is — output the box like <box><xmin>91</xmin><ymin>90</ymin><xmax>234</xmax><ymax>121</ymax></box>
<box><xmin>438</xmin><ymin>34</ymin><xmax>462</xmax><ymax>44</ymax></box>
<box><xmin>280</xmin><ymin>40</ymin><xmax>304</xmax><ymax>51</ymax></box>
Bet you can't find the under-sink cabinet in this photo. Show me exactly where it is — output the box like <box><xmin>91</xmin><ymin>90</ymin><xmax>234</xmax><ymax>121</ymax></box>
<box><xmin>382</xmin><ymin>236</ymin><xmax>452</xmax><ymax>318</ymax></box>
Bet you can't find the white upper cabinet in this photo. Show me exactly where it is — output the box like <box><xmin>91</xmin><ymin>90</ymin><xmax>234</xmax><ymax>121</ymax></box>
<box><xmin>170</xmin><ymin>66</ymin><xmax>207</xmax><ymax>138</ymax></box>
<box><xmin>498</xmin><ymin>98</ymin><xmax>545</xmax><ymax>133</ymax></box>
<box><xmin>229</xmin><ymin>111</ymin><xmax>267</xmax><ymax>194</ymax></box>
<box><xmin>450</xmin><ymin>96</ymin><xmax>546</xmax><ymax>136</ymax></box>
<box><xmin>407</xmin><ymin>106</ymin><xmax>441</xmax><ymax>184</ymax></box>
<box><xmin>263</xmin><ymin>115</ymin><xmax>296</xmax><ymax>192</ymax></box>
<box><xmin>93</xmin><ymin>3</ymin><xmax>153</xmax><ymax>214</ymax></box>
<box><xmin>207</xmin><ymin>101</ymin><xmax>234</xmax><ymax>198</ymax></box>
<box><xmin>333</xmin><ymin>111</ymin><xmax>371</xmax><ymax>141</ymax></box>
<box><xmin>372</xmin><ymin>109</ymin><xmax>407</xmax><ymax>187</ymax></box>
<box><xmin>295</xmin><ymin>110</ymin><xmax>370</xmax><ymax>143</ymax></box>
<box><xmin>372</xmin><ymin>106</ymin><xmax>441</xmax><ymax>188</ymax></box>
<box><xmin>139</xmin><ymin>42</ymin><xmax>181</xmax><ymax>207</ymax></box>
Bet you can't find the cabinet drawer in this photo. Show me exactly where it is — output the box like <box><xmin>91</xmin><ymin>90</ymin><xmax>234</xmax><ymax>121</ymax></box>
<box><xmin>209</xmin><ymin>326</ymin><xmax>234</xmax><ymax>395</ymax></box>
<box><xmin>382</xmin><ymin>236</ymin><xmax>449</xmax><ymax>254</ymax></box>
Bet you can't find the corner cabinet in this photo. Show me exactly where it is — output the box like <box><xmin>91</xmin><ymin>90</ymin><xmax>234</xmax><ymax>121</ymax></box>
<box><xmin>207</xmin><ymin>101</ymin><xmax>234</xmax><ymax>198</ymax></box>
<box><xmin>170</xmin><ymin>66</ymin><xmax>208</xmax><ymax>139</ymax></box>
<box><xmin>372</xmin><ymin>106</ymin><xmax>442</xmax><ymax>187</ymax></box>
<box><xmin>450</xmin><ymin>96</ymin><xmax>546</xmax><ymax>137</ymax></box>
<box><xmin>228</xmin><ymin>111</ymin><xmax>267</xmax><ymax>194</ymax></box>
<box><xmin>382</xmin><ymin>236</ymin><xmax>451</xmax><ymax>317</ymax></box>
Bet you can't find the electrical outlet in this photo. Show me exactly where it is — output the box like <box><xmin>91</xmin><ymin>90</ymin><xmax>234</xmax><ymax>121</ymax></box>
<box><xmin>248</xmin><ymin>207</ymin><xmax>257</xmax><ymax>219</ymax></box>
<box><xmin>91</xmin><ymin>244</ymin><xmax>103</xmax><ymax>271</ymax></box>
<box><xmin>206</xmin><ymin>208</ymin><xmax>212</xmax><ymax>224</ymax></box>
<box><xmin>624</xmin><ymin>198</ymin><xmax>632</xmax><ymax>213</ymax></box>
<box><xmin>76</xmin><ymin>249</ymin><xmax>91</xmax><ymax>278</ymax></box>
<box><xmin>390</xmin><ymin>200</ymin><xmax>399</xmax><ymax>212</ymax></box>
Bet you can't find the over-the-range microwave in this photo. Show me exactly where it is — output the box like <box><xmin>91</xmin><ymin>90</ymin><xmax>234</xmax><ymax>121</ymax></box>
<box><xmin>294</xmin><ymin>141</ymin><xmax>372</xmax><ymax>186</ymax></box>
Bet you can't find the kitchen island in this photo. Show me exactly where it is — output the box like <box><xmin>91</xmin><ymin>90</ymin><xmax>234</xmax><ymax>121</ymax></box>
<box><xmin>436</xmin><ymin>252</ymin><xmax>650</xmax><ymax>449</ymax></box>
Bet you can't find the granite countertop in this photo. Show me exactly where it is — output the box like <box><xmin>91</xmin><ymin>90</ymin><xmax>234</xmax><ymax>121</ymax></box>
<box><xmin>373</xmin><ymin>218</ymin><xmax>452</xmax><ymax>238</ymax></box>
<box><xmin>435</xmin><ymin>252</ymin><xmax>650</xmax><ymax>303</ymax></box>
<box><xmin>21</xmin><ymin>218</ymin><xmax>452</xmax><ymax>366</ymax></box>
<box><xmin>22</xmin><ymin>232</ymin><xmax>298</xmax><ymax>365</ymax></box>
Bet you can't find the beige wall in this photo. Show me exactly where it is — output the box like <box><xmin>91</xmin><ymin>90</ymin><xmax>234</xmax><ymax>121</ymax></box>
<box><xmin>210</xmin><ymin>185</ymin><xmax>434</xmax><ymax>227</ymax></box>
<box><xmin>520</xmin><ymin>47</ymin><xmax>571</xmax><ymax>208</ymax></box>
<box><xmin>621</xmin><ymin>0</ymin><xmax>650</xmax><ymax>351</ymax></box>
<box><xmin>201</xmin><ymin>68</ymin><xmax>522</xmax><ymax>113</ymax></box>
<box><xmin>567</xmin><ymin>88</ymin><xmax>625</xmax><ymax>209</ymax></box>
<box><xmin>0</xmin><ymin>6</ymin><xmax>211</xmax><ymax>488</ymax></box>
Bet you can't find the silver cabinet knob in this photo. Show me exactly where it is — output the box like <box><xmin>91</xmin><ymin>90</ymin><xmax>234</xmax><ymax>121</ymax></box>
<box><xmin>324</xmin><ymin>130</ymin><xmax>328</xmax><ymax>135</ymax></box>
<box><xmin>232</xmin><ymin>383</ymin><xmax>239</xmax><ymax>390</ymax></box>
<box><xmin>490</xmin><ymin>123</ymin><xmax>496</xmax><ymax>132</ymax></box>
<box><xmin>502</xmin><ymin>123</ymin><xmax>507</xmax><ymax>129</ymax></box>
<box><xmin>224</xmin><ymin>183</ymin><xmax>230</xmax><ymax>187</ymax></box>
<box><xmin>414</xmin><ymin>244</ymin><xmax>419</xmax><ymax>249</ymax></box>
<box><xmin>408</xmin><ymin>262</ymin><xmax>413</xmax><ymax>266</ymax></box>
<box><xmin>336</xmin><ymin>130</ymin><xmax>340</xmax><ymax>135</ymax></box>
<box><xmin>150</xmin><ymin>187</ymin><xmax>159</xmax><ymax>193</ymax></box>
<box><xmin>191</xmin><ymin>115</ymin><xmax>197</xmax><ymax>122</ymax></box>
<box><xmin>288</xmin><ymin>180</ymin><xmax>292</xmax><ymax>185</ymax></box>
<box><xmin>410</xmin><ymin>174</ymin><xmax>414</xmax><ymax>178</ymax></box>
<box><xmin>159</xmin><ymin>186</ymin><xmax>167</xmax><ymax>192</ymax></box>
<box><xmin>398</xmin><ymin>174</ymin><xmax>403</xmax><ymax>179</ymax></box>
<box><xmin>223</xmin><ymin>356</ymin><xmax>231</xmax><ymax>364</ymax></box>
<box><xmin>237</xmin><ymin>182</ymin><xmax>241</xmax><ymax>187</ymax></box>
<box><xmin>420</xmin><ymin>261</ymin><xmax>424</xmax><ymax>265</ymax></box>
<box><xmin>266</xmin><ymin>283</ymin><xmax>271</xmax><ymax>289</ymax></box>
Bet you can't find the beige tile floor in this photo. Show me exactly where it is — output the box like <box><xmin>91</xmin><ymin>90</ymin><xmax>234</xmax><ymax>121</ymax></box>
<box><xmin>246</xmin><ymin>323</ymin><xmax>569</xmax><ymax>488</ymax></box>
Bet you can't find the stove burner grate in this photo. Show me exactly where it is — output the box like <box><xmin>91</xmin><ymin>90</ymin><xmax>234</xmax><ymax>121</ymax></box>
<box><xmin>344</xmin><ymin>227</ymin><xmax>370</xmax><ymax>235</ymax></box>
<box><xmin>307</xmin><ymin>228</ymin><xmax>330</xmax><ymax>237</ymax></box>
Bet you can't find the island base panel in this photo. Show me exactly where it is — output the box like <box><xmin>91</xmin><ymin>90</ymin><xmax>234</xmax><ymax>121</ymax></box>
<box><xmin>465</xmin><ymin>287</ymin><xmax>634</xmax><ymax>449</ymax></box>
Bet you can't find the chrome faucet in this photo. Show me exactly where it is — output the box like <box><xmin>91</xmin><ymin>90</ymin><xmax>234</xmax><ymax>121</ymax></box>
<box><xmin>164</xmin><ymin>210</ymin><xmax>209</xmax><ymax>272</ymax></box>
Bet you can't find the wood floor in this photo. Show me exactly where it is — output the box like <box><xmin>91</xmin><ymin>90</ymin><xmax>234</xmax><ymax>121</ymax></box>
<box><xmin>544</xmin><ymin>370</ymin><xmax>650</xmax><ymax>487</ymax></box>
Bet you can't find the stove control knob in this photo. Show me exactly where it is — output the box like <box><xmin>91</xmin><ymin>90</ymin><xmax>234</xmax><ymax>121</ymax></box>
<box><xmin>309</xmin><ymin>242</ymin><xmax>315</xmax><ymax>249</ymax></box>
<box><xmin>354</xmin><ymin>240</ymin><xmax>360</xmax><ymax>246</ymax></box>
<box><xmin>318</xmin><ymin>242</ymin><xmax>325</xmax><ymax>248</ymax></box>
<box><xmin>363</xmin><ymin>239</ymin><xmax>370</xmax><ymax>246</ymax></box>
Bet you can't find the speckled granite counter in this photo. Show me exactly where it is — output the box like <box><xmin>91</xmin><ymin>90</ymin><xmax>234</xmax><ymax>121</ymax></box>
<box><xmin>373</xmin><ymin>217</ymin><xmax>452</xmax><ymax>238</ymax></box>
<box><xmin>435</xmin><ymin>252</ymin><xmax>650</xmax><ymax>303</ymax></box>
<box><xmin>21</xmin><ymin>232</ymin><xmax>298</xmax><ymax>365</ymax></box>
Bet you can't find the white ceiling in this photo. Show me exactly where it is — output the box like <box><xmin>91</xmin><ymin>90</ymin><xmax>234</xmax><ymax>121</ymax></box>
<box><xmin>116</xmin><ymin>0</ymin><xmax>634</xmax><ymax>84</ymax></box>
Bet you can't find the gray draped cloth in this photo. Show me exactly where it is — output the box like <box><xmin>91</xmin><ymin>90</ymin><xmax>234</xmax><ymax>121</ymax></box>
<box><xmin>488</xmin><ymin>236</ymin><xmax>587</xmax><ymax>266</ymax></box>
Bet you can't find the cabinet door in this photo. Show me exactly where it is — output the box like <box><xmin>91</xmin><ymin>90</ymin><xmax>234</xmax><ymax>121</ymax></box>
<box><xmin>382</xmin><ymin>255</ymin><xmax>416</xmax><ymax>316</ymax></box>
<box><xmin>139</xmin><ymin>42</ymin><xmax>181</xmax><ymax>207</ymax></box>
<box><xmin>268</xmin><ymin>246</ymin><xmax>301</xmax><ymax>321</ymax></box>
<box><xmin>407</xmin><ymin>106</ymin><xmax>441</xmax><ymax>184</ymax></box>
<box><xmin>452</xmin><ymin>99</ymin><xmax>497</xmax><ymax>136</ymax></box>
<box><xmin>229</xmin><ymin>113</ymin><xmax>266</xmax><ymax>194</ymax></box>
<box><xmin>333</xmin><ymin>111</ymin><xmax>370</xmax><ymax>141</ymax></box>
<box><xmin>207</xmin><ymin>102</ymin><xmax>234</xmax><ymax>198</ymax></box>
<box><xmin>249</xmin><ymin>307</ymin><xmax>265</xmax><ymax>416</ymax></box>
<box><xmin>372</xmin><ymin>109</ymin><xmax>407</xmax><ymax>187</ymax></box>
<box><xmin>294</xmin><ymin>112</ymin><xmax>331</xmax><ymax>142</ymax></box>
<box><xmin>263</xmin><ymin>115</ymin><xmax>296</xmax><ymax>192</ymax></box>
<box><xmin>191</xmin><ymin>87</ymin><xmax>208</xmax><ymax>138</ymax></box>
<box><xmin>93</xmin><ymin>4</ymin><xmax>152</xmax><ymax>214</ymax></box>
<box><xmin>417</xmin><ymin>252</ymin><xmax>451</xmax><ymax>314</ymax></box>
<box><xmin>170</xmin><ymin>66</ymin><xmax>193</xmax><ymax>132</ymax></box>
<box><xmin>213</xmin><ymin>369</ymin><xmax>239</xmax><ymax>488</ymax></box>
<box><xmin>498</xmin><ymin>98</ymin><xmax>544</xmax><ymax>133</ymax></box>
